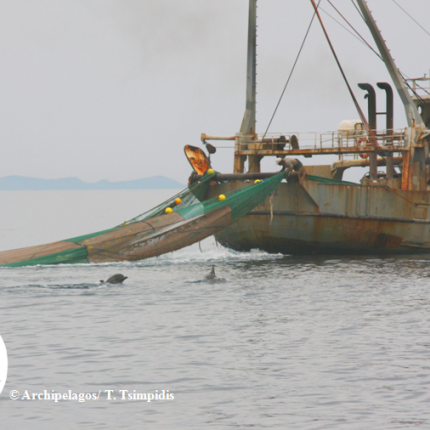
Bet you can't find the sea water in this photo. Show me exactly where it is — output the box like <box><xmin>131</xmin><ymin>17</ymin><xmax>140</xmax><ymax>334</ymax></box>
<box><xmin>0</xmin><ymin>190</ymin><xmax>430</xmax><ymax>429</ymax></box>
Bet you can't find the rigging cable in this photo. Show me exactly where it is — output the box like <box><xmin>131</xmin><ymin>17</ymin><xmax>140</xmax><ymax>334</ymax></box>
<box><xmin>309</xmin><ymin>0</ymin><xmax>379</xmax><ymax>149</ymax></box>
<box><xmin>253</xmin><ymin>0</ymin><xmax>427</xmax><ymax>172</ymax></box>
<box><xmin>261</xmin><ymin>0</ymin><xmax>321</xmax><ymax>142</ymax></box>
<box><xmin>401</xmin><ymin>73</ymin><xmax>429</xmax><ymax>106</ymax></box>
<box><xmin>319</xmin><ymin>7</ymin><xmax>372</xmax><ymax>50</ymax></box>
<box><xmin>391</xmin><ymin>0</ymin><xmax>430</xmax><ymax>38</ymax></box>
<box><xmin>326</xmin><ymin>0</ymin><xmax>382</xmax><ymax>61</ymax></box>
<box><xmin>248</xmin><ymin>0</ymin><xmax>321</xmax><ymax>172</ymax></box>
<box><xmin>407</xmin><ymin>77</ymin><xmax>430</xmax><ymax>98</ymax></box>
<box><xmin>350</xmin><ymin>0</ymin><xmax>365</xmax><ymax>20</ymax></box>
<box><xmin>349</xmin><ymin>0</ymin><xmax>430</xmax><ymax>98</ymax></box>
<box><xmin>328</xmin><ymin>1</ymin><xmax>430</xmax><ymax>100</ymax></box>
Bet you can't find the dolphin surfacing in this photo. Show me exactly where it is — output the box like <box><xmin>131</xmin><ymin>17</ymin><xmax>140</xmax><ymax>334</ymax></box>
<box><xmin>204</xmin><ymin>265</ymin><xmax>216</xmax><ymax>280</ymax></box>
<box><xmin>100</xmin><ymin>274</ymin><xmax>128</xmax><ymax>284</ymax></box>
<box><xmin>202</xmin><ymin>265</ymin><xmax>227</xmax><ymax>283</ymax></box>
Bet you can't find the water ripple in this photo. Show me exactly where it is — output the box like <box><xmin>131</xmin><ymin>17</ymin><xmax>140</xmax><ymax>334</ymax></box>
<box><xmin>1</xmin><ymin>252</ymin><xmax>430</xmax><ymax>428</ymax></box>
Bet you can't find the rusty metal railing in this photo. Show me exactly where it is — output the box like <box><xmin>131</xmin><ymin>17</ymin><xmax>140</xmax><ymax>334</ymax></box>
<box><xmin>231</xmin><ymin>129</ymin><xmax>406</xmax><ymax>156</ymax></box>
<box><xmin>407</xmin><ymin>72</ymin><xmax>430</xmax><ymax>97</ymax></box>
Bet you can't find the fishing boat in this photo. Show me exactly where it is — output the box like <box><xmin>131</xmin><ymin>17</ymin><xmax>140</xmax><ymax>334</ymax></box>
<box><xmin>186</xmin><ymin>0</ymin><xmax>430</xmax><ymax>255</ymax></box>
<box><xmin>1</xmin><ymin>1</ymin><xmax>429</xmax><ymax>266</ymax></box>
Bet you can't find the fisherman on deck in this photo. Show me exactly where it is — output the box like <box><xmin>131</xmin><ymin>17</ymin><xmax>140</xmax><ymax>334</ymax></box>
<box><xmin>276</xmin><ymin>157</ymin><xmax>303</xmax><ymax>173</ymax></box>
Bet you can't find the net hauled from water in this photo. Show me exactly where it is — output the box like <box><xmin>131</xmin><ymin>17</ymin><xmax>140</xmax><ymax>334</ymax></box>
<box><xmin>0</xmin><ymin>171</ymin><xmax>285</xmax><ymax>267</ymax></box>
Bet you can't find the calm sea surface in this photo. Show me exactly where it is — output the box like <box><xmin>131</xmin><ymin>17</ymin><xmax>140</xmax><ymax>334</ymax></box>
<box><xmin>1</xmin><ymin>190</ymin><xmax>430</xmax><ymax>429</ymax></box>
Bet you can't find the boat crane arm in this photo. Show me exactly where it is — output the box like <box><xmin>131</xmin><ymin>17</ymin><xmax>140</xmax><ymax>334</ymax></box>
<box><xmin>356</xmin><ymin>0</ymin><xmax>427</xmax><ymax>131</ymax></box>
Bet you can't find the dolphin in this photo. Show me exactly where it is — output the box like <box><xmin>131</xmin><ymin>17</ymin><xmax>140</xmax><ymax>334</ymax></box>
<box><xmin>204</xmin><ymin>266</ymin><xmax>216</xmax><ymax>281</ymax></box>
<box><xmin>202</xmin><ymin>265</ymin><xmax>226</xmax><ymax>283</ymax></box>
<box><xmin>100</xmin><ymin>274</ymin><xmax>128</xmax><ymax>284</ymax></box>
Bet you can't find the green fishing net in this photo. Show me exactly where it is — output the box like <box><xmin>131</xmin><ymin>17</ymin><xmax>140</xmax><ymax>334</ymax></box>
<box><xmin>175</xmin><ymin>172</ymin><xmax>285</xmax><ymax>222</ymax></box>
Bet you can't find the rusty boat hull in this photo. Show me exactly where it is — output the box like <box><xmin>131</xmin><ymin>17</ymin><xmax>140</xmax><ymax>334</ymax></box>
<box><xmin>210</xmin><ymin>180</ymin><xmax>430</xmax><ymax>255</ymax></box>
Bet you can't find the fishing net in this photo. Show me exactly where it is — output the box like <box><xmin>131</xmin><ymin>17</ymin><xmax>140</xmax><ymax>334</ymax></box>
<box><xmin>128</xmin><ymin>170</ymin><xmax>215</xmax><ymax>223</ymax></box>
<box><xmin>175</xmin><ymin>172</ymin><xmax>285</xmax><ymax>223</ymax></box>
<box><xmin>0</xmin><ymin>171</ymin><xmax>285</xmax><ymax>267</ymax></box>
<box><xmin>62</xmin><ymin>170</ymin><xmax>216</xmax><ymax>244</ymax></box>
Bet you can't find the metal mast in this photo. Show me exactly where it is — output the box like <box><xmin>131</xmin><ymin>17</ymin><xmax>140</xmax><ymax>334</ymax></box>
<box><xmin>356</xmin><ymin>0</ymin><xmax>424</xmax><ymax>129</ymax></box>
<box><xmin>356</xmin><ymin>0</ymin><xmax>429</xmax><ymax>191</ymax></box>
<box><xmin>235</xmin><ymin>0</ymin><xmax>257</xmax><ymax>173</ymax></box>
<box><xmin>240</xmin><ymin>0</ymin><xmax>257</xmax><ymax>135</ymax></box>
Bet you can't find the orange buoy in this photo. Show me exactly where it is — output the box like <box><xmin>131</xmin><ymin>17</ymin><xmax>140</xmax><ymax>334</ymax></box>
<box><xmin>357</xmin><ymin>137</ymin><xmax>370</xmax><ymax>159</ymax></box>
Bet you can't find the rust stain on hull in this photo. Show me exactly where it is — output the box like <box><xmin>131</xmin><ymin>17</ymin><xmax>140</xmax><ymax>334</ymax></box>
<box><xmin>210</xmin><ymin>181</ymin><xmax>430</xmax><ymax>255</ymax></box>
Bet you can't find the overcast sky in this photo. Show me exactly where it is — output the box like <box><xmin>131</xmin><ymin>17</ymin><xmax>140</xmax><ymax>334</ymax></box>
<box><xmin>0</xmin><ymin>0</ymin><xmax>429</xmax><ymax>183</ymax></box>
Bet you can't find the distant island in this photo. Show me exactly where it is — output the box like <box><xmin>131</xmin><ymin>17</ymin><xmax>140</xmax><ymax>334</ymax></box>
<box><xmin>0</xmin><ymin>175</ymin><xmax>185</xmax><ymax>191</ymax></box>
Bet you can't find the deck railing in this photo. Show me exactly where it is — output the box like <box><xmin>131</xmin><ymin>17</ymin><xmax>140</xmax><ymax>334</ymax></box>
<box><xmin>233</xmin><ymin>129</ymin><xmax>406</xmax><ymax>156</ymax></box>
<box><xmin>407</xmin><ymin>73</ymin><xmax>430</xmax><ymax>98</ymax></box>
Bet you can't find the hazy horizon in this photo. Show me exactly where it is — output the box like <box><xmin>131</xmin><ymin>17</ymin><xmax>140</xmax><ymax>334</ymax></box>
<box><xmin>0</xmin><ymin>174</ymin><xmax>185</xmax><ymax>190</ymax></box>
